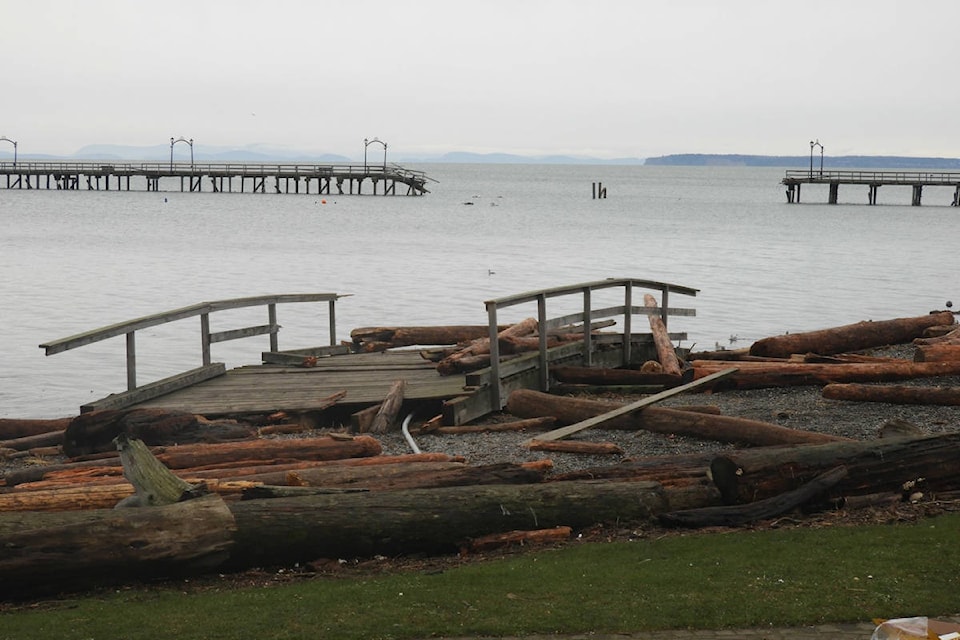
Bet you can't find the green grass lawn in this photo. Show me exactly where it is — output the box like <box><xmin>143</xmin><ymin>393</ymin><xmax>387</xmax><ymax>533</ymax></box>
<box><xmin>3</xmin><ymin>512</ymin><xmax>958</xmax><ymax>640</ymax></box>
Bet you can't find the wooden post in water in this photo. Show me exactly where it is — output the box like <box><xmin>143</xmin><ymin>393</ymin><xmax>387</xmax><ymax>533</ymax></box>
<box><xmin>592</xmin><ymin>182</ymin><xmax>607</xmax><ymax>199</ymax></box>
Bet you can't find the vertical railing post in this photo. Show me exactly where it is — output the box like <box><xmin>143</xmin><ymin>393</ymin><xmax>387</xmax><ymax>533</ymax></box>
<box><xmin>537</xmin><ymin>293</ymin><xmax>548</xmax><ymax>391</ymax></box>
<box><xmin>268</xmin><ymin>303</ymin><xmax>278</xmax><ymax>353</ymax></box>
<box><xmin>623</xmin><ymin>281</ymin><xmax>633</xmax><ymax>366</ymax></box>
<box><xmin>200</xmin><ymin>313</ymin><xmax>211</xmax><ymax>366</ymax></box>
<box><xmin>487</xmin><ymin>301</ymin><xmax>501</xmax><ymax>410</ymax></box>
<box><xmin>660</xmin><ymin>286</ymin><xmax>670</xmax><ymax>330</ymax></box>
<box><xmin>125</xmin><ymin>331</ymin><xmax>137</xmax><ymax>391</ymax></box>
<box><xmin>328</xmin><ymin>298</ymin><xmax>337</xmax><ymax>346</ymax></box>
<box><xmin>582</xmin><ymin>286</ymin><xmax>593</xmax><ymax>366</ymax></box>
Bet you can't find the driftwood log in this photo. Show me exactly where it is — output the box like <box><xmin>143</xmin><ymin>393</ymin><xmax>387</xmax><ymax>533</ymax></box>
<box><xmin>708</xmin><ymin>432</ymin><xmax>960</xmax><ymax>505</ymax></box>
<box><xmin>822</xmin><ymin>383</ymin><xmax>960</xmax><ymax>406</ymax></box>
<box><xmin>505</xmin><ymin>389</ymin><xmax>847</xmax><ymax>446</ymax></box>
<box><xmin>644</xmin><ymin>293</ymin><xmax>682</xmax><ymax>375</ymax></box>
<box><xmin>63</xmin><ymin>408</ymin><xmax>255</xmax><ymax>457</ymax></box>
<box><xmin>914</xmin><ymin>344</ymin><xmax>960</xmax><ymax>362</ymax></box>
<box><xmin>692</xmin><ymin>359</ymin><xmax>960</xmax><ymax>390</ymax></box>
<box><xmin>748</xmin><ymin>312</ymin><xmax>955</xmax><ymax>358</ymax></box>
<box><xmin>659</xmin><ymin>466</ymin><xmax>849</xmax><ymax>528</ymax></box>
<box><xmin>0</xmin><ymin>417</ymin><xmax>73</xmax><ymax>440</ymax></box>
<box><xmin>368</xmin><ymin>379</ymin><xmax>407</xmax><ymax>434</ymax></box>
<box><xmin>0</xmin><ymin>479</ymin><xmax>669</xmax><ymax>597</ymax></box>
<box><xmin>350</xmin><ymin>325</ymin><xmax>507</xmax><ymax>352</ymax></box>
<box><xmin>436</xmin><ymin>317</ymin><xmax>538</xmax><ymax>376</ymax></box>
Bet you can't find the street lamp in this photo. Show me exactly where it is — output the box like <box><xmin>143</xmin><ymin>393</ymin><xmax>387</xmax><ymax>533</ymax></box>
<box><xmin>0</xmin><ymin>136</ymin><xmax>17</xmax><ymax>166</ymax></box>
<box><xmin>170</xmin><ymin>137</ymin><xmax>194</xmax><ymax>170</ymax></box>
<box><xmin>809</xmin><ymin>139</ymin><xmax>824</xmax><ymax>178</ymax></box>
<box><xmin>363</xmin><ymin>137</ymin><xmax>387</xmax><ymax>172</ymax></box>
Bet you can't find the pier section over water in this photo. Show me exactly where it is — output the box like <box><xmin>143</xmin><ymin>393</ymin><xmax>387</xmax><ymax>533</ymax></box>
<box><xmin>0</xmin><ymin>161</ymin><xmax>432</xmax><ymax>195</ymax></box>
<box><xmin>782</xmin><ymin>169</ymin><xmax>960</xmax><ymax>206</ymax></box>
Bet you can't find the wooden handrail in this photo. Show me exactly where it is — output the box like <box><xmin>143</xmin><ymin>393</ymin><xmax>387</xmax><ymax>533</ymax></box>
<box><xmin>483</xmin><ymin>278</ymin><xmax>698</xmax><ymax>410</ymax></box>
<box><xmin>40</xmin><ymin>293</ymin><xmax>346</xmax><ymax>393</ymax></box>
<box><xmin>783</xmin><ymin>169</ymin><xmax>960</xmax><ymax>185</ymax></box>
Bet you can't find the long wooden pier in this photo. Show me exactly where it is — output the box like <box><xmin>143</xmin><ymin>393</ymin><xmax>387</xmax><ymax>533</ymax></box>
<box><xmin>39</xmin><ymin>279</ymin><xmax>697</xmax><ymax>426</ymax></box>
<box><xmin>0</xmin><ymin>161</ymin><xmax>432</xmax><ymax>195</ymax></box>
<box><xmin>782</xmin><ymin>169</ymin><xmax>960</xmax><ymax>206</ymax></box>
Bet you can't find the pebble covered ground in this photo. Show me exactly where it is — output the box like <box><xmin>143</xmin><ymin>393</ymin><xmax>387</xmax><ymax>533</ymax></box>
<box><xmin>375</xmin><ymin>345</ymin><xmax>960</xmax><ymax>477</ymax></box>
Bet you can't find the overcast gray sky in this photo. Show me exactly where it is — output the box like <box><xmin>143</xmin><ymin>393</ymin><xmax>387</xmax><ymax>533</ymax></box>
<box><xmin>3</xmin><ymin>0</ymin><xmax>958</xmax><ymax>159</ymax></box>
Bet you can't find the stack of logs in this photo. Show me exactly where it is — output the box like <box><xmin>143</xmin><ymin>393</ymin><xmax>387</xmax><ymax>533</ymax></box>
<box><xmin>2</xmin><ymin>308</ymin><xmax>959</xmax><ymax>598</ymax></box>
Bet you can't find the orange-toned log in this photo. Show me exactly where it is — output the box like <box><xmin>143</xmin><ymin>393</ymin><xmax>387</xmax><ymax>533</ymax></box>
<box><xmin>914</xmin><ymin>344</ymin><xmax>960</xmax><ymax>362</ymax></box>
<box><xmin>150</xmin><ymin>435</ymin><xmax>382</xmax><ymax>469</ymax></box>
<box><xmin>823</xmin><ymin>383</ymin><xmax>960</xmax><ymax>406</ymax></box>
<box><xmin>462</xmin><ymin>526</ymin><xmax>572</xmax><ymax>554</ymax></box>
<box><xmin>505</xmin><ymin>389</ymin><xmax>847</xmax><ymax>446</ymax></box>
<box><xmin>526</xmin><ymin>440</ymin><xmax>624</xmax><ymax>455</ymax></box>
<box><xmin>0</xmin><ymin>417</ymin><xmax>72</xmax><ymax>440</ymax></box>
<box><xmin>749</xmin><ymin>312</ymin><xmax>955</xmax><ymax>358</ymax></box>
<box><xmin>0</xmin><ymin>479</ymin><xmax>261</xmax><ymax>512</ymax></box>
<box><xmin>693</xmin><ymin>359</ymin><xmax>960</xmax><ymax>390</ymax></box>
<box><xmin>644</xmin><ymin>293</ymin><xmax>682</xmax><ymax>375</ymax></box>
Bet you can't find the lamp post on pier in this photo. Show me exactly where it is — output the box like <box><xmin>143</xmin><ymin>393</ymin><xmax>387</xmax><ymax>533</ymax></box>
<box><xmin>809</xmin><ymin>139</ymin><xmax>824</xmax><ymax>178</ymax></box>
<box><xmin>363</xmin><ymin>137</ymin><xmax>387</xmax><ymax>172</ymax></box>
<box><xmin>0</xmin><ymin>136</ymin><xmax>17</xmax><ymax>166</ymax></box>
<box><xmin>170</xmin><ymin>137</ymin><xmax>194</xmax><ymax>170</ymax></box>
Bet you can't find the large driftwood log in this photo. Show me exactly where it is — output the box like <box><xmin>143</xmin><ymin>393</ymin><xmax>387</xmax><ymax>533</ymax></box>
<box><xmin>659</xmin><ymin>466</ymin><xmax>849</xmax><ymax>528</ymax></box>
<box><xmin>505</xmin><ymin>389</ymin><xmax>847</xmax><ymax>446</ymax></box>
<box><xmin>692</xmin><ymin>359</ymin><xmax>960</xmax><ymax>390</ymax></box>
<box><xmin>644</xmin><ymin>293</ymin><xmax>682</xmax><ymax>375</ymax></box>
<box><xmin>914</xmin><ymin>326</ymin><xmax>960</xmax><ymax>345</ymax></box>
<box><xmin>0</xmin><ymin>494</ymin><xmax>237</xmax><ymax>598</ymax></box>
<box><xmin>436</xmin><ymin>317</ymin><xmax>538</xmax><ymax>376</ymax></box>
<box><xmin>0</xmin><ymin>429</ymin><xmax>65</xmax><ymax>451</ymax></box>
<box><xmin>709</xmin><ymin>433</ymin><xmax>960</xmax><ymax>505</ymax></box>
<box><xmin>914</xmin><ymin>344</ymin><xmax>960</xmax><ymax>362</ymax></box>
<box><xmin>0</xmin><ymin>479</ymin><xmax>669</xmax><ymax>596</ymax></box>
<box><xmin>63</xmin><ymin>408</ymin><xmax>255</xmax><ymax>457</ymax></box>
<box><xmin>0</xmin><ymin>417</ymin><xmax>73</xmax><ymax>440</ymax></box>
<box><xmin>822</xmin><ymin>383</ymin><xmax>960</xmax><ymax>406</ymax></box>
<box><xmin>748</xmin><ymin>312</ymin><xmax>955</xmax><ymax>358</ymax></box>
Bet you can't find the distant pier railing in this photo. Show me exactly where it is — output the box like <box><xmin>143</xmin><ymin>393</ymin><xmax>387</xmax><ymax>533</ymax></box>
<box><xmin>0</xmin><ymin>161</ymin><xmax>433</xmax><ymax>196</ymax></box>
<box><xmin>782</xmin><ymin>169</ymin><xmax>960</xmax><ymax>206</ymax></box>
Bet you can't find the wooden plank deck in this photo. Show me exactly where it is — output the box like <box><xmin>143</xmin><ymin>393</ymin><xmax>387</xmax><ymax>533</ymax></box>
<box><xmin>129</xmin><ymin>351</ymin><xmax>471</xmax><ymax>416</ymax></box>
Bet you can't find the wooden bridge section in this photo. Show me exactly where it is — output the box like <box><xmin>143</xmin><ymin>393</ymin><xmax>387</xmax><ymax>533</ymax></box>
<box><xmin>782</xmin><ymin>170</ymin><xmax>960</xmax><ymax>206</ymax></box>
<box><xmin>0</xmin><ymin>161</ymin><xmax>432</xmax><ymax>195</ymax></box>
<box><xmin>39</xmin><ymin>279</ymin><xmax>697</xmax><ymax>426</ymax></box>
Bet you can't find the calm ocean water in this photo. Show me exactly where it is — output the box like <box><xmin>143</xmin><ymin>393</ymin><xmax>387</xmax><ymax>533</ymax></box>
<box><xmin>2</xmin><ymin>164</ymin><xmax>957</xmax><ymax>418</ymax></box>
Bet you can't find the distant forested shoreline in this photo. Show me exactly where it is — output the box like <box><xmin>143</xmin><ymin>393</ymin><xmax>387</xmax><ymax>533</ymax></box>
<box><xmin>644</xmin><ymin>154</ymin><xmax>960</xmax><ymax>169</ymax></box>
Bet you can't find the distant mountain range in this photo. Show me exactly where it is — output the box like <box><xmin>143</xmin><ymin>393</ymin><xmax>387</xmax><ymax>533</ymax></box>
<box><xmin>1</xmin><ymin>145</ymin><xmax>958</xmax><ymax>168</ymax></box>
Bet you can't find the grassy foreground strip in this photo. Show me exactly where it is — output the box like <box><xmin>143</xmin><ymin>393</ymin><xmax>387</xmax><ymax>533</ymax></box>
<box><xmin>3</xmin><ymin>513</ymin><xmax>959</xmax><ymax>640</ymax></box>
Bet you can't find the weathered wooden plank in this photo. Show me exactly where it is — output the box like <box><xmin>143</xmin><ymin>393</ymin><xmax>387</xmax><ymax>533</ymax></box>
<box><xmin>524</xmin><ymin>368</ymin><xmax>738</xmax><ymax>443</ymax></box>
<box><xmin>82</xmin><ymin>363</ymin><xmax>227</xmax><ymax>412</ymax></box>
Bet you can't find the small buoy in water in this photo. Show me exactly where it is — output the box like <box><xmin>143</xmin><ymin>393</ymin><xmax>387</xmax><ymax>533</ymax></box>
<box><xmin>321</xmin><ymin>199</ymin><xmax>326</xmax><ymax>204</ymax></box>
<box><xmin>947</xmin><ymin>300</ymin><xmax>954</xmax><ymax>308</ymax></box>
<box><xmin>163</xmin><ymin>197</ymin><xmax>167</xmax><ymax>203</ymax></box>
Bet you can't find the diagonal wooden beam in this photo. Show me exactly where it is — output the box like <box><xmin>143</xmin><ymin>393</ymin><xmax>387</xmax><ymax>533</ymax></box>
<box><xmin>524</xmin><ymin>367</ymin><xmax>738</xmax><ymax>444</ymax></box>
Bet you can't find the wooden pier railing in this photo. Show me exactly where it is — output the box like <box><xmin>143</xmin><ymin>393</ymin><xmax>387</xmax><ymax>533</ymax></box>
<box><xmin>40</xmin><ymin>293</ymin><xmax>346</xmax><ymax>412</ymax></box>
<box><xmin>481</xmin><ymin>278</ymin><xmax>698</xmax><ymax>411</ymax></box>
<box><xmin>782</xmin><ymin>169</ymin><xmax>960</xmax><ymax>206</ymax></box>
<box><xmin>0</xmin><ymin>161</ymin><xmax>433</xmax><ymax>195</ymax></box>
